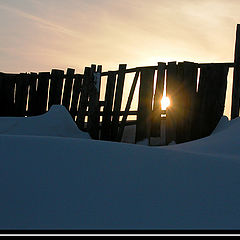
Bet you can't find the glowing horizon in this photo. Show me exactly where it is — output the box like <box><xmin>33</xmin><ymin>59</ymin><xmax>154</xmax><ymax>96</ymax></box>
<box><xmin>0</xmin><ymin>0</ymin><xmax>239</xmax><ymax>118</ymax></box>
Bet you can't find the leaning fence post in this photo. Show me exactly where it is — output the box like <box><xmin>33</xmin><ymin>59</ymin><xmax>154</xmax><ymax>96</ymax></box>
<box><xmin>231</xmin><ymin>24</ymin><xmax>240</xmax><ymax>120</ymax></box>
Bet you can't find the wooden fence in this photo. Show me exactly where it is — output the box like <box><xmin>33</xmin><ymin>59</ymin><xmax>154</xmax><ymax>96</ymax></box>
<box><xmin>0</xmin><ymin>62</ymin><xmax>232</xmax><ymax>145</ymax></box>
<box><xmin>1</xmin><ymin>24</ymin><xmax>240</xmax><ymax>145</ymax></box>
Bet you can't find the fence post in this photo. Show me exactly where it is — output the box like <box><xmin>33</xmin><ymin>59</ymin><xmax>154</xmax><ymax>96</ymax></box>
<box><xmin>62</xmin><ymin>68</ymin><xmax>75</xmax><ymax>111</ymax></box>
<box><xmin>135</xmin><ymin>67</ymin><xmax>155</xmax><ymax>144</ymax></box>
<box><xmin>69</xmin><ymin>74</ymin><xmax>83</xmax><ymax>119</ymax></box>
<box><xmin>101</xmin><ymin>71</ymin><xmax>117</xmax><ymax>140</ymax></box>
<box><xmin>151</xmin><ymin>62</ymin><xmax>166</xmax><ymax>138</ymax></box>
<box><xmin>166</xmin><ymin>62</ymin><xmax>178</xmax><ymax>144</ymax></box>
<box><xmin>48</xmin><ymin>69</ymin><xmax>64</xmax><ymax>110</ymax></box>
<box><xmin>27</xmin><ymin>72</ymin><xmax>38</xmax><ymax>116</ymax></box>
<box><xmin>231</xmin><ymin>24</ymin><xmax>240</xmax><ymax>120</ymax></box>
<box><xmin>111</xmin><ymin>64</ymin><xmax>127</xmax><ymax>141</ymax></box>
<box><xmin>15</xmin><ymin>73</ymin><xmax>30</xmax><ymax>116</ymax></box>
<box><xmin>0</xmin><ymin>73</ymin><xmax>15</xmax><ymax>116</ymax></box>
<box><xmin>181</xmin><ymin>62</ymin><xmax>198</xmax><ymax>142</ymax></box>
<box><xmin>88</xmin><ymin>65</ymin><xmax>102</xmax><ymax>140</ymax></box>
<box><xmin>198</xmin><ymin>64</ymin><xmax>229</xmax><ymax>137</ymax></box>
<box><xmin>36</xmin><ymin>72</ymin><xmax>50</xmax><ymax>115</ymax></box>
<box><xmin>77</xmin><ymin>67</ymin><xmax>91</xmax><ymax>130</ymax></box>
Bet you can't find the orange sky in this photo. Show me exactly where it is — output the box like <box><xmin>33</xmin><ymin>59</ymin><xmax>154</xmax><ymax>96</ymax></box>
<box><xmin>0</xmin><ymin>0</ymin><xmax>240</xmax><ymax>117</ymax></box>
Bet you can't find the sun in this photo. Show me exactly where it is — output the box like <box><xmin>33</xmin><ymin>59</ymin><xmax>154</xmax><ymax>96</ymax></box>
<box><xmin>161</xmin><ymin>96</ymin><xmax>171</xmax><ymax>110</ymax></box>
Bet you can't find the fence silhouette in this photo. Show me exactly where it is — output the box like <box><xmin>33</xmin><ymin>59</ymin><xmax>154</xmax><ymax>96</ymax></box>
<box><xmin>1</xmin><ymin>24</ymin><xmax>240</xmax><ymax>145</ymax></box>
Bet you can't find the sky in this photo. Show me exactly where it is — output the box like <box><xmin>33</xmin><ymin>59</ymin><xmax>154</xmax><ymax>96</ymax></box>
<box><xmin>0</xmin><ymin>0</ymin><xmax>240</xmax><ymax>116</ymax></box>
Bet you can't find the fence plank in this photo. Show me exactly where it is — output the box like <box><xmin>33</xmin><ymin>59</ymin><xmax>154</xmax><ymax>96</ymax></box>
<box><xmin>77</xmin><ymin>67</ymin><xmax>91</xmax><ymax>130</ymax></box>
<box><xmin>166</xmin><ymin>62</ymin><xmax>179</xmax><ymax>144</ymax></box>
<box><xmin>0</xmin><ymin>73</ymin><xmax>5</xmax><ymax>115</ymax></box>
<box><xmin>36</xmin><ymin>72</ymin><xmax>50</xmax><ymax>115</ymax></box>
<box><xmin>195</xmin><ymin>65</ymin><xmax>209</xmax><ymax>138</ymax></box>
<box><xmin>48</xmin><ymin>69</ymin><xmax>64</xmax><ymax>110</ymax></box>
<box><xmin>0</xmin><ymin>74</ymin><xmax>16</xmax><ymax>116</ymax></box>
<box><xmin>62</xmin><ymin>68</ymin><xmax>75</xmax><ymax>111</ymax></box>
<box><xmin>151</xmin><ymin>62</ymin><xmax>166</xmax><ymax>137</ymax></box>
<box><xmin>214</xmin><ymin>64</ymin><xmax>229</xmax><ymax>128</ymax></box>
<box><xmin>231</xmin><ymin>24</ymin><xmax>240</xmax><ymax>119</ymax></box>
<box><xmin>117</xmin><ymin>71</ymin><xmax>140</xmax><ymax>142</ymax></box>
<box><xmin>111</xmin><ymin>64</ymin><xmax>127</xmax><ymax>141</ymax></box>
<box><xmin>203</xmin><ymin>64</ymin><xmax>229</xmax><ymax>136</ymax></box>
<box><xmin>88</xmin><ymin>66</ymin><xmax>102</xmax><ymax>140</ymax></box>
<box><xmin>69</xmin><ymin>74</ymin><xmax>83</xmax><ymax>118</ymax></box>
<box><xmin>197</xmin><ymin>64</ymin><xmax>229</xmax><ymax>138</ymax></box>
<box><xmin>15</xmin><ymin>73</ymin><xmax>30</xmax><ymax>116</ymax></box>
<box><xmin>27</xmin><ymin>72</ymin><xmax>38</xmax><ymax>116</ymax></box>
<box><xmin>181</xmin><ymin>62</ymin><xmax>198</xmax><ymax>142</ymax></box>
<box><xmin>135</xmin><ymin>67</ymin><xmax>155</xmax><ymax>143</ymax></box>
<box><xmin>101</xmin><ymin>71</ymin><xmax>117</xmax><ymax>140</ymax></box>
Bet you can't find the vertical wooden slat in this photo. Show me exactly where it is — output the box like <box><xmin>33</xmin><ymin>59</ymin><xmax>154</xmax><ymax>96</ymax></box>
<box><xmin>101</xmin><ymin>71</ymin><xmax>117</xmax><ymax>140</ymax></box>
<box><xmin>27</xmin><ymin>72</ymin><xmax>38</xmax><ymax>116</ymax></box>
<box><xmin>0</xmin><ymin>73</ymin><xmax>5</xmax><ymax>115</ymax></box>
<box><xmin>195</xmin><ymin>65</ymin><xmax>209</xmax><ymax>138</ymax></box>
<box><xmin>197</xmin><ymin>64</ymin><xmax>229</xmax><ymax>138</ymax></box>
<box><xmin>135</xmin><ymin>67</ymin><xmax>155</xmax><ymax>144</ymax></box>
<box><xmin>88</xmin><ymin>65</ymin><xmax>102</xmax><ymax>140</ymax></box>
<box><xmin>213</xmin><ymin>64</ymin><xmax>229</xmax><ymax>129</ymax></box>
<box><xmin>166</xmin><ymin>62</ymin><xmax>179</xmax><ymax>144</ymax></box>
<box><xmin>48</xmin><ymin>69</ymin><xmax>64</xmax><ymax>110</ymax></box>
<box><xmin>231</xmin><ymin>24</ymin><xmax>240</xmax><ymax>120</ymax></box>
<box><xmin>111</xmin><ymin>64</ymin><xmax>127</xmax><ymax>141</ymax></box>
<box><xmin>69</xmin><ymin>74</ymin><xmax>83</xmax><ymax>118</ymax></box>
<box><xmin>181</xmin><ymin>62</ymin><xmax>198</xmax><ymax>142</ymax></box>
<box><xmin>0</xmin><ymin>74</ymin><xmax>16</xmax><ymax>116</ymax></box>
<box><xmin>15</xmin><ymin>73</ymin><xmax>30</xmax><ymax>116</ymax></box>
<box><xmin>117</xmin><ymin>71</ymin><xmax>140</xmax><ymax>142</ymax></box>
<box><xmin>151</xmin><ymin>62</ymin><xmax>166</xmax><ymax>137</ymax></box>
<box><xmin>62</xmin><ymin>68</ymin><xmax>75</xmax><ymax>111</ymax></box>
<box><xmin>36</xmin><ymin>72</ymin><xmax>50</xmax><ymax>115</ymax></box>
<box><xmin>77</xmin><ymin>67</ymin><xmax>91</xmax><ymax>130</ymax></box>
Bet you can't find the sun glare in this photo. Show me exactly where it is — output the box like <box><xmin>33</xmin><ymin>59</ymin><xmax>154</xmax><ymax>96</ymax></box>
<box><xmin>161</xmin><ymin>96</ymin><xmax>171</xmax><ymax>110</ymax></box>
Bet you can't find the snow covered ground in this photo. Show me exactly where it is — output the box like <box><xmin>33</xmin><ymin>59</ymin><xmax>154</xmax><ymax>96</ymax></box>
<box><xmin>0</xmin><ymin>106</ymin><xmax>240</xmax><ymax>230</ymax></box>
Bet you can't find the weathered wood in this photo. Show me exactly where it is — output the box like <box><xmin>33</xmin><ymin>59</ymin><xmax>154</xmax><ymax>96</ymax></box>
<box><xmin>27</xmin><ymin>72</ymin><xmax>38</xmax><ymax>116</ymax></box>
<box><xmin>117</xmin><ymin>71</ymin><xmax>140</xmax><ymax>142</ymax></box>
<box><xmin>231</xmin><ymin>24</ymin><xmax>240</xmax><ymax>120</ymax></box>
<box><xmin>0</xmin><ymin>73</ymin><xmax>16</xmax><ymax>116</ymax></box>
<box><xmin>151</xmin><ymin>62</ymin><xmax>166</xmax><ymax>137</ymax></box>
<box><xmin>111</xmin><ymin>64</ymin><xmax>127</xmax><ymax>141</ymax></box>
<box><xmin>166</xmin><ymin>62</ymin><xmax>178</xmax><ymax>144</ymax></box>
<box><xmin>135</xmin><ymin>67</ymin><xmax>155</xmax><ymax>143</ymax></box>
<box><xmin>48</xmin><ymin>69</ymin><xmax>64</xmax><ymax>109</ymax></box>
<box><xmin>76</xmin><ymin>67</ymin><xmax>91</xmax><ymax>130</ymax></box>
<box><xmin>88</xmin><ymin>66</ymin><xmax>102</xmax><ymax>140</ymax></box>
<box><xmin>194</xmin><ymin>65</ymin><xmax>209</xmax><ymax>139</ymax></box>
<box><xmin>15</xmin><ymin>73</ymin><xmax>30</xmax><ymax>116</ymax></box>
<box><xmin>197</xmin><ymin>64</ymin><xmax>229</xmax><ymax>138</ymax></box>
<box><xmin>69</xmin><ymin>74</ymin><xmax>83</xmax><ymax>118</ymax></box>
<box><xmin>214</xmin><ymin>64</ymin><xmax>229</xmax><ymax>128</ymax></box>
<box><xmin>0</xmin><ymin>73</ymin><xmax>5</xmax><ymax>115</ymax></box>
<box><xmin>62</xmin><ymin>68</ymin><xmax>75</xmax><ymax>111</ymax></box>
<box><xmin>36</xmin><ymin>72</ymin><xmax>50</xmax><ymax>115</ymax></box>
<box><xmin>101</xmin><ymin>71</ymin><xmax>117</xmax><ymax>140</ymax></box>
<box><xmin>181</xmin><ymin>62</ymin><xmax>198</xmax><ymax>142</ymax></box>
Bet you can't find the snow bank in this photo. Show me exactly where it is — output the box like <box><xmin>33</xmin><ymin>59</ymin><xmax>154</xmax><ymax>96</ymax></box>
<box><xmin>0</xmin><ymin>105</ymin><xmax>90</xmax><ymax>139</ymax></box>
<box><xmin>0</xmin><ymin>112</ymin><xmax>240</xmax><ymax>230</ymax></box>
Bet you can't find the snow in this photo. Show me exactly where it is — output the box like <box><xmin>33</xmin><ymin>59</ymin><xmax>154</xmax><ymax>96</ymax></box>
<box><xmin>0</xmin><ymin>107</ymin><xmax>240</xmax><ymax>230</ymax></box>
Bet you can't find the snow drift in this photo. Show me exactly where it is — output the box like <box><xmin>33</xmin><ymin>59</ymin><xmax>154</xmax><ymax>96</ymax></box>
<box><xmin>0</xmin><ymin>106</ymin><xmax>240</xmax><ymax>230</ymax></box>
